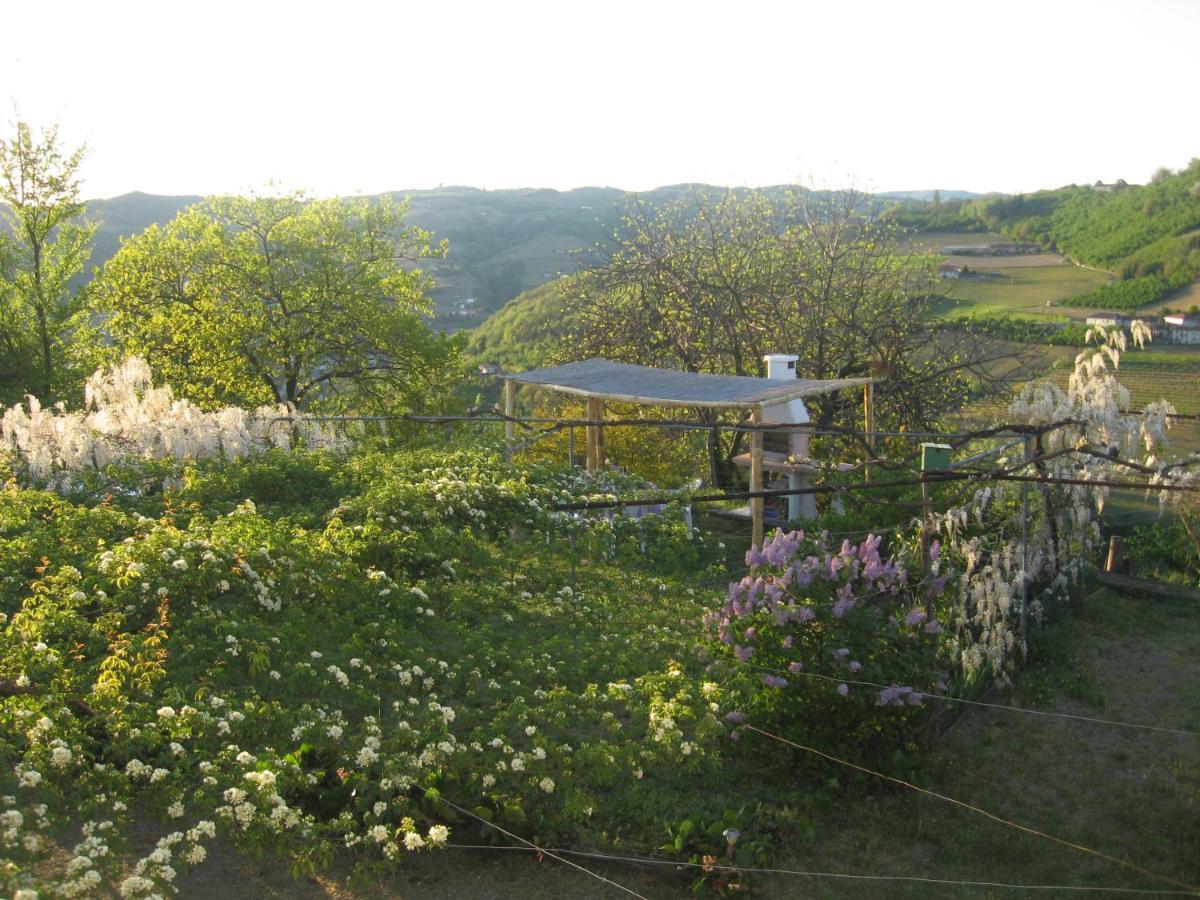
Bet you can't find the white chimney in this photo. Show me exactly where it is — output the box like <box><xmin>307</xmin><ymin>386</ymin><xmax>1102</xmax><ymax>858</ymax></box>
<box><xmin>759</xmin><ymin>353</ymin><xmax>815</xmax><ymax>521</ymax></box>
<box><xmin>764</xmin><ymin>353</ymin><xmax>799</xmax><ymax>381</ymax></box>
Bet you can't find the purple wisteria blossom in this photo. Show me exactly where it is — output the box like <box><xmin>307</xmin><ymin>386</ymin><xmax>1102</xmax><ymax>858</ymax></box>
<box><xmin>876</xmin><ymin>684</ymin><xmax>925</xmax><ymax>707</ymax></box>
<box><xmin>707</xmin><ymin>528</ymin><xmax>936</xmax><ymax>710</ymax></box>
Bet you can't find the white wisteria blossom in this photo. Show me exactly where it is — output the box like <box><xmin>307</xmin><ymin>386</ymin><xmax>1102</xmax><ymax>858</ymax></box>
<box><xmin>1</xmin><ymin>357</ymin><xmax>352</xmax><ymax>484</ymax></box>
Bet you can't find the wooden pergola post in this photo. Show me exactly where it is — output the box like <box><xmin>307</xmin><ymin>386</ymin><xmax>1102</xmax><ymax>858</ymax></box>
<box><xmin>750</xmin><ymin>407</ymin><xmax>764</xmax><ymax>549</ymax></box>
<box><xmin>503</xmin><ymin>379</ymin><xmax>516</xmax><ymax>457</ymax></box>
<box><xmin>585</xmin><ymin>397</ymin><xmax>605</xmax><ymax>472</ymax></box>
<box><xmin>863</xmin><ymin>381</ymin><xmax>875</xmax><ymax>479</ymax></box>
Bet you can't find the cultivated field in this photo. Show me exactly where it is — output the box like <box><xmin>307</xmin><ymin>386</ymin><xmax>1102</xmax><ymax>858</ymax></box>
<box><xmin>934</xmin><ymin>265</ymin><xmax>1114</xmax><ymax>321</ymax></box>
<box><xmin>944</xmin><ymin>252</ymin><xmax>1072</xmax><ymax>269</ymax></box>
<box><xmin>899</xmin><ymin>231</ymin><xmax>1003</xmax><ymax>253</ymax></box>
<box><xmin>1141</xmin><ymin>275</ymin><xmax>1200</xmax><ymax>315</ymax></box>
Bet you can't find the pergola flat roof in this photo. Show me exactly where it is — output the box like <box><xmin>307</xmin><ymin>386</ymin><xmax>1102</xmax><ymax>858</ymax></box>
<box><xmin>504</xmin><ymin>358</ymin><xmax>873</xmax><ymax>409</ymax></box>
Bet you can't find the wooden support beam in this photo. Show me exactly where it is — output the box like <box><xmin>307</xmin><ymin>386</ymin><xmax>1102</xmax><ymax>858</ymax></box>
<box><xmin>750</xmin><ymin>407</ymin><xmax>764</xmax><ymax>550</ymax></box>
<box><xmin>585</xmin><ymin>397</ymin><xmax>606</xmax><ymax>472</ymax></box>
<box><xmin>863</xmin><ymin>382</ymin><xmax>875</xmax><ymax>447</ymax></box>
<box><xmin>596</xmin><ymin>399</ymin><xmax>605</xmax><ymax>468</ymax></box>
<box><xmin>504</xmin><ymin>380</ymin><xmax>516</xmax><ymax>444</ymax></box>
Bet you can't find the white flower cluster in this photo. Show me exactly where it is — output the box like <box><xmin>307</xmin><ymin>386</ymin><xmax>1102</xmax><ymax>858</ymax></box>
<box><xmin>0</xmin><ymin>357</ymin><xmax>352</xmax><ymax>484</ymax></box>
<box><xmin>939</xmin><ymin>323</ymin><xmax>1187</xmax><ymax>685</ymax></box>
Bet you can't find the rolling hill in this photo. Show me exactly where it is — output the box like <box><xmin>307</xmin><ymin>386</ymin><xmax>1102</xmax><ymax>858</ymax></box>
<box><xmin>69</xmin><ymin>183</ymin><xmax>949</xmax><ymax>325</ymax></box>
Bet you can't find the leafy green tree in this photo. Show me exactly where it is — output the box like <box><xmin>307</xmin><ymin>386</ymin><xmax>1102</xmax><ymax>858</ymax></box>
<box><xmin>89</xmin><ymin>193</ymin><xmax>462</xmax><ymax>411</ymax></box>
<box><xmin>572</xmin><ymin>189</ymin><xmax>1002</xmax><ymax>416</ymax></box>
<box><xmin>0</xmin><ymin>120</ymin><xmax>97</xmax><ymax>403</ymax></box>
<box><xmin>565</xmin><ymin>188</ymin><xmax>1018</xmax><ymax>482</ymax></box>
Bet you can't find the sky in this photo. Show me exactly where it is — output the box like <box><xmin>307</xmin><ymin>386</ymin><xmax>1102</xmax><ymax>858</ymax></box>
<box><xmin>3</xmin><ymin>0</ymin><xmax>1197</xmax><ymax>200</ymax></box>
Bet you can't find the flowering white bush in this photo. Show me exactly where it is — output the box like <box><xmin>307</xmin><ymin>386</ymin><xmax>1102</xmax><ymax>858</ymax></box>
<box><xmin>934</xmin><ymin>322</ymin><xmax>1189</xmax><ymax>684</ymax></box>
<box><xmin>0</xmin><ymin>357</ymin><xmax>351</xmax><ymax>484</ymax></box>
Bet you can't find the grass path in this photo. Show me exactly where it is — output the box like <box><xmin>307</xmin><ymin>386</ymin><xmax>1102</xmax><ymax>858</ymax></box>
<box><xmin>764</xmin><ymin>585</ymin><xmax>1200</xmax><ymax>898</ymax></box>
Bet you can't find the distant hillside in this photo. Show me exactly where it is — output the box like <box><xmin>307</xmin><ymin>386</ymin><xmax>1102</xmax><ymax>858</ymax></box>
<box><xmin>78</xmin><ymin>192</ymin><xmax>199</xmax><ymax>286</ymax></box>
<box><xmin>69</xmin><ymin>183</ymin><xmax>939</xmax><ymax>325</ymax></box>
<box><xmin>887</xmin><ymin>160</ymin><xmax>1200</xmax><ymax>310</ymax></box>
<box><xmin>467</xmin><ymin>276</ymin><xmax>579</xmax><ymax>371</ymax></box>
<box><xmin>71</xmin><ymin>184</ymin><xmax>769</xmax><ymax>322</ymax></box>
<box><xmin>876</xmin><ymin>189</ymin><xmax>988</xmax><ymax>203</ymax></box>
<box><xmin>392</xmin><ymin>187</ymin><xmax>624</xmax><ymax>324</ymax></box>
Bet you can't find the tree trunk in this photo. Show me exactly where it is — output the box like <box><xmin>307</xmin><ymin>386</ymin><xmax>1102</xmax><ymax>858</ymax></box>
<box><xmin>35</xmin><ymin>303</ymin><xmax>52</xmax><ymax>399</ymax></box>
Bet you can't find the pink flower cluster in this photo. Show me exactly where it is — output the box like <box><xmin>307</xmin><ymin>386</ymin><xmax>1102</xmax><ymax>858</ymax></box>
<box><xmin>703</xmin><ymin>529</ymin><xmax>909</xmax><ymax>650</ymax></box>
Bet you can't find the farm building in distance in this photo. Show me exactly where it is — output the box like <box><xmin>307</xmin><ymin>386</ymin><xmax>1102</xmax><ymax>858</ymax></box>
<box><xmin>937</xmin><ymin>263</ymin><xmax>965</xmax><ymax>279</ymax></box>
<box><xmin>1085</xmin><ymin>313</ymin><xmax>1133</xmax><ymax>328</ymax></box>
<box><xmin>1085</xmin><ymin>312</ymin><xmax>1200</xmax><ymax>345</ymax></box>
<box><xmin>942</xmin><ymin>241</ymin><xmax>1039</xmax><ymax>256</ymax></box>
<box><xmin>1164</xmin><ymin>312</ymin><xmax>1200</xmax><ymax>344</ymax></box>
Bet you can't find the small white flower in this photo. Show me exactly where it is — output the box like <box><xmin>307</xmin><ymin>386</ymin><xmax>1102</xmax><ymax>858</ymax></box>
<box><xmin>403</xmin><ymin>831</ymin><xmax>425</xmax><ymax>851</ymax></box>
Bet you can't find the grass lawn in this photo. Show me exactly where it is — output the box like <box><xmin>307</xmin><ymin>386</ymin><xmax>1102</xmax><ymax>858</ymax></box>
<box><xmin>158</xmin><ymin>584</ymin><xmax>1200</xmax><ymax>898</ymax></box>
<box><xmin>764</xmin><ymin>584</ymin><xmax>1200</xmax><ymax>899</ymax></box>
<box><xmin>934</xmin><ymin>266</ymin><xmax>1113</xmax><ymax>322</ymax></box>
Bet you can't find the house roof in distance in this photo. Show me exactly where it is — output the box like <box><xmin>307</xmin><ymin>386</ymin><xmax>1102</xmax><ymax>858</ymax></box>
<box><xmin>503</xmin><ymin>358</ymin><xmax>873</xmax><ymax>409</ymax></box>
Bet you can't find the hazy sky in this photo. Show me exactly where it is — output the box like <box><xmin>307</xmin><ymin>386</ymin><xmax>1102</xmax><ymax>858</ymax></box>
<box><xmin>4</xmin><ymin>0</ymin><xmax>1196</xmax><ymax>199</ymax></box>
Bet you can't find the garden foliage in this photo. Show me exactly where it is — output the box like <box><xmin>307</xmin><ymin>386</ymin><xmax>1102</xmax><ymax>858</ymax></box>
<box><xmin>0</xmin><ymin>337</ymin><xmax>1188</xmax><ymax>895</ymax></box>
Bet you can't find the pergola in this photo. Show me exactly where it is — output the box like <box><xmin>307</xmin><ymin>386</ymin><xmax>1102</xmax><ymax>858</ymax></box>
<box><xmin>502</xmin><ymin>358</ymin><xmax>876</xmax><ymax>546</ymax></box>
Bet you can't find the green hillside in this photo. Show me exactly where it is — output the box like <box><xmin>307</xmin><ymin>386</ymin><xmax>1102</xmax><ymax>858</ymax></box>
<box><xmin>71</xmin><ymin>185</ymin><xmax>781</xmax><ymax>323</ymax></box>
<box><xmin>889</xmin><ymin>160</ymin><xmax>1200</xmax><ymax>309</ymax></box>
<box><xmin>467</xmin><ymin>276</ymin><xmax>578</xmax><ymax>371</ymax></box>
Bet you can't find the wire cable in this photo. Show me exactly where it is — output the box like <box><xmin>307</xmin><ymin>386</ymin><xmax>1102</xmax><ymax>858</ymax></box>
<box><xmin>735</xmin><ymin>662</ymin><xmax>1200</xmax><ymax>738</ymax></box>
<box><xmin>442</xmin><ymin>844</ymin><xmax>1200</xmax><ymax>895</ymax></box>
<box><xmin>421</xmin><ymin>788</ymin><xmax>650</xmax><ymax>899</ymax></box>
<box><xmin>741</xmin><ymin>723</ymin><xmax>1200</xmax><ymax>893</ymax></box>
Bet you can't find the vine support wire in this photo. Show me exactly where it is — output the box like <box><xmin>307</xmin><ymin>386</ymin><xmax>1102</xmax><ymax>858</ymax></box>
<box><xmin>1021</xmin><ymin>432</ymin><xmax>1032</xmax><ymax>648</ymax></box>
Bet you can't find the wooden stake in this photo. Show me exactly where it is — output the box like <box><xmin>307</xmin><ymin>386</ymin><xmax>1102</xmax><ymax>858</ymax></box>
<box><xmin>585</xmin><ymin>397</ymin><xmax>605</xmax><ymax>472</ymax></box>
<box><xmin>863</xmin><ymin>382</ymin><xmax>875</xmax><ymax>480</ymax></box>
<box><xmin>504</xmin><ymin>380</ymin><xmax>516</xmax><ymax>443</ymax></box>
<box><xmin>750</xmin><ymin>407</ymin><xmax>764</xmax><ymax>549</ymax></box>
<box><xmin>1104</xmin><ymin>535</ymin><xmax>1125</xmax><ymax>574</ymax></box>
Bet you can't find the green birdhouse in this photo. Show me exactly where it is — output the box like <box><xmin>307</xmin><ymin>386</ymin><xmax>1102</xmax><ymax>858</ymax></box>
<box><xmin>920</xmin><ymin>443</ymin><xmax>952</xmax><ymax>471</ymax></box>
